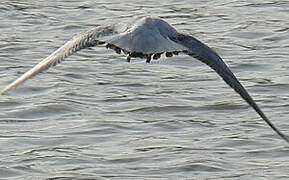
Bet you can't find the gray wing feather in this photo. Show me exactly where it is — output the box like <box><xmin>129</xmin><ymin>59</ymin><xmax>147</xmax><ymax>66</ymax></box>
<box><xmin>174</xmin><ymin>33</ymin><xmax>289</xmax><ymax>143</ymax></box>
<box><xmin>1</xmin><ymin>26</ymin><xmax>114</xmax><ymax>94</ymax></box>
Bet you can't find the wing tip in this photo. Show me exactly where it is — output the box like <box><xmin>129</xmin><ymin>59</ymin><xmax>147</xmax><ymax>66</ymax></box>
<box><xmin>1</xmin><ymin>84</ymin><xmax>15</xmax><ymax>95</ymax></box>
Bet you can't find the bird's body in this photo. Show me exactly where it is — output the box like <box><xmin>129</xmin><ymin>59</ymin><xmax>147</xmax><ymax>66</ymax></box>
<box><xmin>2</xmin><ymin>17</ymin><xmax>288</xmax><ymax>143</ymax></box>
<box><xmin>100</xmin><ymin>17</ymin><xmax>186</xmax><ymax>55</ymax></box>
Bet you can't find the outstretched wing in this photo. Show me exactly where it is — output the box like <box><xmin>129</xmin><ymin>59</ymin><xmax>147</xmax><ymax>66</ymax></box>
<box><xmin>1</xmin><ymin>26</ymin><xmax>115</xmax><ymax>94</ymax></box>
<box><xmin>173</xmin><ymin>33</ymin><xmax>289</xmax><ymax>143</ymax></box>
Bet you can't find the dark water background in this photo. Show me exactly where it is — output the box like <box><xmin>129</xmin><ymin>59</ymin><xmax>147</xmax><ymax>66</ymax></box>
<box><xmin>1</xmin><ymin>0</ymin><xmax>289</xmax><ymax>179</ymax></box>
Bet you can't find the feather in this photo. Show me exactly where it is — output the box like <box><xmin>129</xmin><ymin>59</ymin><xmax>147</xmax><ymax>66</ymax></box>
<box><xmin>1</xmin><ymin>26</ymin><xmax>115</xmax><ymax>94</ymax></box>
<box><xmin>173</xmin><ymin>33</ymin><xmax>289</xmax><ymax>143</ymax></box>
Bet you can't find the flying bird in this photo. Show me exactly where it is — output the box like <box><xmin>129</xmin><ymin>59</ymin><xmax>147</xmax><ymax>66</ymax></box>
<box><xmin>1</xmin><ymin>17</ymin><xmax>288</xmax><ymax>143</ymax></box>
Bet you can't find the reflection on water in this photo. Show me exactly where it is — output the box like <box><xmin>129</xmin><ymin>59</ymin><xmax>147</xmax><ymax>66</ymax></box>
<box><xmin>1</xmin><ymin>0</ymin><xmax>289</xmax><ymax>179</ymax></box>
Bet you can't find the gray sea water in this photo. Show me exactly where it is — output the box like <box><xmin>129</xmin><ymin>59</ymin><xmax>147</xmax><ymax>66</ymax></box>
<box><xmin>1</xmin><ymin>0</ymin><xmax>289</xmax><ymax>179</ymax></box>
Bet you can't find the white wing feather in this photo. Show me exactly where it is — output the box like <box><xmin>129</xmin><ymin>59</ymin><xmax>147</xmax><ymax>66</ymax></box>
<box><xmin>1</xmin><ymin>26</ymin><xmax>114</xmax><ymax>94</ymax></box>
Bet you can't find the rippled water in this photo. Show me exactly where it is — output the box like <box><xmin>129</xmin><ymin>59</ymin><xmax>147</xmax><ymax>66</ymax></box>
<box><xmin>1</xmin><ymin>0</ymin><xmax>289</xmax><ymax>179</ymax></box>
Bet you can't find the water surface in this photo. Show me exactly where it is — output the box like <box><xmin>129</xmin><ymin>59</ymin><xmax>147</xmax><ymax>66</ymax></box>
<box><xmin>1</xmin><ymin>0</ymin><xmax>289</xmax><ymax>179</ymax></box>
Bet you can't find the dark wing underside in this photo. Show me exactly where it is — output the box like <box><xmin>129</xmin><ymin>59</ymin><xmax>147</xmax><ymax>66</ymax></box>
<box><xmin>173</xmin><ymin>33</ymin><xmax>289</xmax><ymax>143</ymax></box>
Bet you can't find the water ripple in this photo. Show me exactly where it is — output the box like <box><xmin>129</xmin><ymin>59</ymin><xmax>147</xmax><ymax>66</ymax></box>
<box><xmin>1</xmin><ymin>0</ymin><xmax>289</xmax><ymax>179</ymax></box>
